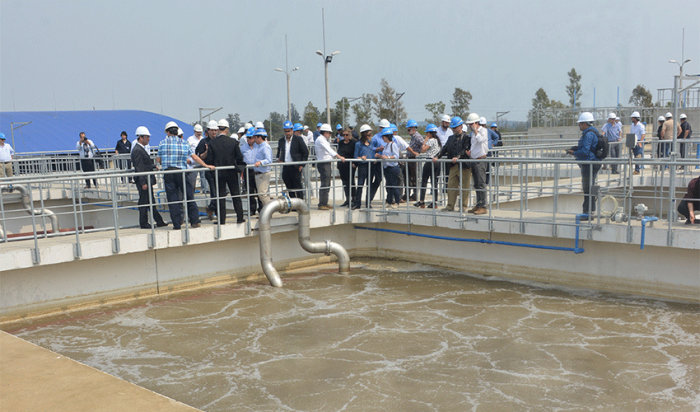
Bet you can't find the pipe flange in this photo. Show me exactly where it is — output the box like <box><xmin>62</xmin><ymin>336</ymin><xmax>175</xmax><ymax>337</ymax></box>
<box><xmin>324</xmin><ymin>239</ymin><xmax>332</xmax><ymax>256</ymax></box>
<box><xmin>279</xmin><ymin>192</ymin><xmax>293</xmax><ymax>214</ymax></box>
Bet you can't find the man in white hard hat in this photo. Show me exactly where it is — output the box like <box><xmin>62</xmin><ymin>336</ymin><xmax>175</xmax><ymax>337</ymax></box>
<box><xmin>629</xmin><ymin>112</ymin><xmax>645</xmax><ymax>175</ymax></box>
<box><xmin>131</xmin><ymin>126</ymin><xmax>167</xmax><ymax>229</ymax></box>
<box><xmin>315</xmin><ymin>123</ymin><xmax>346</xmax><ymax>210</ymax></box>
<box><xmin>368</xmin><ymin>119</ymin><xmax>391</xmax><ymax>204</ymax></box>
<box><xmin>302</xmin><ymin>125</ymin><xmax>314</xmax><ymax>146</ymax></box>
<box><xmin>601</xmin><ymin>112</ymin><xmax>622</xmax><ymax>173</ymax></box>
<box><xmin>678</xmin><ymin>114</ymin><xmax>692</xmax><ymax>164</ymax></box>
<box><xmin>467</xmin><ymin>114</ymin><xmax>490</xmax><ymax>215</ymax></box>
<box><xmin>187</xmin><ymin>124</ymin><xmax>209</xmax><ymax>194</ymax></box>
<box><xmin>436</xmin><ymin>114</ymin><xmax>453</xmax><ymax>147</ymax></box>
<box><xmin>157</xmin><ymin>122</ymin><xmax>212</xmax><ymax>230</ymax></box>
<box><xmin>660</xmin><ymin>112</ymin><xmax>680</xmax><ymax>158</ymax></box>
<box><xmin>207</xmin><ymin>119</ymin><xmax>246</xmax><ymax>224</ymax></box>
<box><xmin>195</xmin><ymin>120</ymin><xmax>221</xmax><ymax>217</ymax></box>
<box><xmin>566</xmin><ymin>112</ymin><xmax>601</xmax><ymax>220</ymax></box>
<box><xmin>235</xmin><ymin>127</ymin><xmax>246</xmax><ymax>141</ymax></box>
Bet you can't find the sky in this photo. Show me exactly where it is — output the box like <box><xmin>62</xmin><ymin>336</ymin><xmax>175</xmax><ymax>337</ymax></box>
<box><xmin>2</xmin><ymin>0</ymin><xmax>699</xmax><ymax>126</ymax></box>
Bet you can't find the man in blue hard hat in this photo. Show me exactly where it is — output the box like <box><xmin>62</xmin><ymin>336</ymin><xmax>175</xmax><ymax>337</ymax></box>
<box><xmin>0</xmin><ymin>133</ymin><xmax>15</xmax><ymax>179</ymax></box>
<box><xmin>313</xmin><ymin>123</ymin><xmax>323</xmax><ymax>142</ymax></box>
<box><xmin>405</xmin><ymin>119</ymin><xmax>424</xmax><ymax>201</ymax></box>
<box><xmin>277</xmin><ymin>121</ymin><xmax>309</xmax><ymax>199</ymax></box>
<box><xmin>432</xmin><ymin>116</ymin><xmax>471</xmax><ymax>212</ymax></box>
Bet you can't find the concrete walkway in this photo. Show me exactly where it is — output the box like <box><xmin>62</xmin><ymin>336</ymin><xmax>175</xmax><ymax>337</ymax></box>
<box><xmin>0</xmin><ymin>331</ymin><xmax>201</xmax><ymax>412</ymax></box>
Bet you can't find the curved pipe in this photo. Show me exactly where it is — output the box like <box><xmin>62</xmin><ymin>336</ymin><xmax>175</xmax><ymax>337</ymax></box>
<box><xmin>15</xmin><ymin>184</ymin><xmax>60</xmax><ymax>233</ymax></box>
<box><xmin>640</xmin><ymin>216</ymin><xmax>658</xmax><ymax>250</ymax></box>
<box><xmin>259</xmin><ymin>195</ymin><xmax>350</xmax><ymax>287</ymax></box>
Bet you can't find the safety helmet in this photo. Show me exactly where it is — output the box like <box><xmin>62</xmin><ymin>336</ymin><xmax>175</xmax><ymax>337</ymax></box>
<box><xmin>359</xmin><ymin>124</ymin><xmax>373</xmax><ymax>133</ymax></box>
<box><xmin>177</xmin><ymin>128</ymin><xmax>184</xmax><ymax>136</ymax></box>
<box><xmin>390</xmin><ymin>123</ymin><xmax>397</xmax><ymax>132</ymax></box>
<box><xmin>425</xmin><ymin>124</ymin><xmax>438</xmax><ymax>133</ymax></box>
<box><xmin>608</xmin><ymin>112</ymin><xmax>616</xmax><ymax>120</ymax></box>
<box><xmin>193</xmin><ymin>124</ymin><xmax>203</xmax><ymax>132</ymax></box>
<box><xmin>466</xmin><ymin>113</ymin><xmax>481</xmax><ymax>125</ymax></box>
<box><xmin>207</xmin><ymin>120</ymin><xmax>219</xmax><ymax>130</ymax></box>
<box><xmin>479</xmin><ymin>117</ymin><xmax>487</xmax><ymax>126</ymax></box>
<box><xmin>491</xmin><ymin>123</ymin><xmax>497</xmax><ymax>128</ymax></box>
<box><xmin>0</xmin><ymin>133</ymin><xmax>5</xmax><ymax>140</ymax></box>
<box><xmin>406</xmin><ymin>119</ymin><xmax>418</xmax><ymax>128</ymax></box>
<box><xmin>381</xmin><ymin>127</ymin><xmax>393</xmax><ymax>137</ymax></box>
<box><xmin>451</xmin><ymin>116</ymin><xmax>465</xmax><ymax>127</ymax></box>
<box><xmin>164</xmin><ymin>121</ymin><xmax>178</xmax><ymax>131</ymax></box>
<box><xmin>218</xmin><ymin>119</ymin><xmax>229</xmax><ymax>129</ymax></box>
<box><xmin>237</xmin><ymin>127</ymin><xmax>246</xmax><ymax>134</ymax></box>
<box><xmin>665</xmin><ymin>112</ymin><xmax>673</xmax><ymax>118</ymax></box>
<box><xmin>246</xmin><ymin>127</ymin><xmax>256</xmax><ymax>137</ymax></box>
<box><xmin>658</xmin><ymin>116</ymin><xmax>665</xmax><ymax>122</ymax></box>
<box><xmin>135</xmin><ymin>126</ymin><xmax>150</xmax><ymax>136</ymax></box>
<box><xmin>254</xmin><ymin>128</ymin><xmax>268</xmax><ymax>137</ymax></box>
<box><xmin>319</xmin><ymin>123</ymin><xmax>333</xmax><ymax>133</ymax></box>
<box><xmin>616</xmin><ymin>116</ymin><xmax>620</xmax><ymax>121</ymax></box>
<box><xmin>378</xmin><ymin>119</ymin><xmax>391</xmax><ymax>128</ymax></box>
<box><xmin>303</xmin><ymin>125</ymin><xmax>309</xmax><ymax>130</ymax></box>
<box><xmin>441</xmin><ymin>114</ymin><xmax>451</xmax><ymax>123</ymax></box>
<box><xmin>630</xmin><ymin>111</ymin><xmax>641</xmax><ymax>118</ymax></box>
<box><xmin>293</xmin><ymin>123</ymin><xmax>303</xmax><ymax>131</ymax></box>
<box><xmin>680</xmin><ymin>113</ymin><xmax>687</xmax><ymax>120</ymax></box>
<box><xmin>283</xmin><ymin>120</ymin><xmax>293</xmax><ymax>129</ymax></box>
<box><xmin>316</xmin><ymin>122</ymin><xmax>323</xmax><ymax>128</ymax></box>
<box><xmin>255</xmin><ymin>121</ymin><xmax>265</xmax><ymax>129</ymax></box>
<box><xmin>336</xmin><ymin>124</ymin><xmax>343</xmax><ymax>130</ymax></box>
<box><xmin>577</xmin><ymin>112</ymin><xmax>595</xmax><ymax>123</ymax></box>
<box><xmin>244</xmin><ymin>122</ymin><xmax>253</xmax><ymax>129</ymax></box>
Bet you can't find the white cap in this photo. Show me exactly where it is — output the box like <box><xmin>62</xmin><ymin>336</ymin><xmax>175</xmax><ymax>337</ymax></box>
<box><xmin>320</xmin><ymin>123</ymin><xmax>333</xmax><ymax>133</ymax></box>
<box><xmin>378</xmin><ymin>119</ymin><xmax>390</xmax><ymax>128</ymax></box>
<box><xmin>441</xmin><ymin>114</ymin><xmax>451</xmax><ymax>123</ymax></box>
<box><xmin>680</xmin><ymin>113</ymin><xmax>687</xmax><ymax>119</ymax></box>
<box><xmin>217</xmin><ymin>119</ymin><xmax>229</xmax><ymax>128</ymax></box>
<box><xmin>665</xmin><ymin>112</ymin><xmax>673</xmax><ymax>118</ymax></box>
<box><xmin>193</xmin><ymin>124</ymin><xmax>203</xmax><ymax>132</ymax></box>
<box><xmin>255</xmin><ymin>121</ymin><xmax>265</xmax><ymax>129</ymax></box>
<box><xmin>207</xmin><ymin>120</ymin><xmax>219</xmax><ymax>130</ymax></box>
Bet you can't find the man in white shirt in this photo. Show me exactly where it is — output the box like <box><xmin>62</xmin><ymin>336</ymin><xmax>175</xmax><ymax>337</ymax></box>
<box><xmin>629</xmin><ymin>112</ymin><xmax>645</xmax><ymax>175</ymax></box>
<box><xmin>466</xmin><ymin>113</ymin><xmax>489</xmax><ymax>215</ymax></box>
<box><xmin>436</xmin><ymin>114</ymin><xmax>454</xmax><ymax>147</ymax></box>
<box><xmin>314</xmin><ymin>123</ymin><xmax>346</xmax><ymax>210</ymax></box>
<box><xmin>186</xmin><ymin>124</ymin><xmax>209</xmax><ymax>193</ymax></box>
<box><xmin>0</xmin><ymin>133</ymin><xmax>15</xmax><ymax>179</ymax></box>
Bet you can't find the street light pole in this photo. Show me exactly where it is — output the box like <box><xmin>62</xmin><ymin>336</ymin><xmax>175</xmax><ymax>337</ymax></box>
<box><xmin>395</xmin><ymin>92</ymin><xmax>405</xmax><ymax>127</ymax></box>
<box><xmin>316</xmin><ymin>8</ymin><xmax>339</xmax><ymax>125</ymax></box>
<box><xmin>275</xmin><ymin>35</ymin><xmax>299</xmax><ymax>121</ymax></box>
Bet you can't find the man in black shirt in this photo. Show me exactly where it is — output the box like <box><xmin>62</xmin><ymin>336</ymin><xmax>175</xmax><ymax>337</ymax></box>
<box><xmin>131</xmin><ymin>127</ymin><xmax>167</xmax><ymax>228</ymax></box>
<box><xmin>196</xmin><ymin>120</ymin><xmax>220</xmax><ymax>219</ymax></box>
<box><xmin>432</xmin><ymin>116</ymin><xmax>471</xmax><ymax>212</ymax></box>
<box><xmin>208</xmin><ymin>120</ymin><xmax>245</xmax><ymax>224</ymax></box>
<box><xmin>115</xmin><ymin>131</ymin><xmax>132</xmax><ymax>183</ymax></box>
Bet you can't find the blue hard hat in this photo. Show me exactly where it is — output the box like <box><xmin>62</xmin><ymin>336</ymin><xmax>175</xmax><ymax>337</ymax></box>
<box><xmin>425</xmin><ymin>124</ymin><xmax>438</xmax><ymax>133</ymax></box>
<box><xmin>381</xmin><ymin>127</ymin><xmax>393</xmax><ymax>137</ymax></box>
<box><xmin>406</xmin><ymin>119</ymin><xmax>418</xmax><ymax>128</ymax></box>
<box><xmin>293</xmin><ymin>123</ymin><xmax>303</xmax><ymax>131</ymax></box>
<box><xmin>491</xmin><ymin>123</ymin><xmax>497</xmax><ymax>128</ymax></box>
<box><xmin>283</xmin><ymin>120</ymin><xmax>293</xmax><ymax>129</ymax></box>
<box><xmin>254</xmin><ymin>128</ymin><xmax>268</xmax><ymax>137</ymax></box>
<box><xmin>450</xmin><ymin>116</ymin><xmax>464</xmax><ymax>128</ymax></box>
<box><xmin>316</xmin><ymin>122</ymin><xmax>323</xmax><ymax>128</ymax></box>
<box><xmin>246</xmin><ymin>127</ymin><xmax>256</xmax><ymax>137</ymax></box>
<box><xmin>0</xmin><ymin>133</ymin><xmax>5</xmax><ymax>140</ymax></box>
<box><xmin>336</xmin><ymin>124</ymin><xmax>343</xmax><ymax>130</ymax></box>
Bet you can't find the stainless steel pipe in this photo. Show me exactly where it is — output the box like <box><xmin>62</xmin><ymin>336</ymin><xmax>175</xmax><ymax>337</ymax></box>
<box><xmin>15</xmin><ymin>184</ymin><xmax>60</xmax><ymax>234</ymax></box>
<box><xmin>258</xmin><ymin>195</ymin><xmax>350</xmax><ymax>287</ymax></box>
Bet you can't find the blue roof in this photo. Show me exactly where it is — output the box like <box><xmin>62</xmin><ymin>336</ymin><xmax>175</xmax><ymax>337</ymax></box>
<box><xmin>0</xmin><ymin>110</ymin><xmax>195</xmax><ymax>154</ymax></box>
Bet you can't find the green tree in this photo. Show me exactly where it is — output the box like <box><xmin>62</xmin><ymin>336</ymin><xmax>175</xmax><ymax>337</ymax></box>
<box><xmin>332</xmin><ymin>98</ymin><xmax>351</xmax><ymax>128</ymax></box>
<box><xmin>352</xmin><ymin>93</ymin><xmax>375</xmax><ymax>127</ymax></box>
<box><xmin>628</xmin><ymin>84</ymin><xmax>653</xmax><ymax>107</ymax></box>
<box><xmin>290</xmin><ymin>104</ymin><xmax>301</xmax><ymax>123</ymax></box>
<box><xmin>372</xmin><ymin>78</ymin><xmax>406</xmax><ymax>125</ymax></box>
<box><xmin>450</xmin><ymin>88</ymin><xmax>472</xmax><ymax>119</ymax></box>
<box><xmin>424</xmin><ymin>101</ymin><xmax>445</xmax><ymax>123</ymax></box>
<box><xmin>226</xmin><ymin>113</ymin><xmax>241</xmax><ymax>132</ymax></box>
<box><xmin>265</xmin><ymin>111</ymin><xmax>286</xmax><ymax>139</ymax></box>
<box><xmin>528</xmin><ymin>88</ymin><xmax>551</xmax><ymax>127</ymax></box>
<box><xmin>302</xmin><ymin>101</ymin><xmax>321</xmax><ymax>129</ymax></box>
<box><xmin>566</xmin><ymin>68</ymin><xmax>582</xmax><ymax>107</ymax></box>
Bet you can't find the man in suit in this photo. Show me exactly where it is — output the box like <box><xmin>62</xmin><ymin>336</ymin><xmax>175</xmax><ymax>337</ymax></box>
<box><xmin>277</xmin><ymin>121</ymin><xmax>310</xmax><ymax>199</ymax></box>
<box><xmin>208</xmin><ymin>119</ymin><xmax>246</xmax><ymax>224</ymax></box>
<box><xmin>131</xmin><ymin>126</ymin><xmax>167</xmax><ymax>229</ymax></box>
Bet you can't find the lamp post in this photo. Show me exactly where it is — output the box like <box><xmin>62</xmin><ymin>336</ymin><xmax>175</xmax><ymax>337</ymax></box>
<box><xmin>316</xmin><ymin>50</ymin><xmax>339</xmax><ymax>125</ymax></box>
<box><xmin>394</xmin><ymin>92</ymin><xmax>405</xmax><ymax>127</ymax></box>
<box><xmin>275</xmin><ymin>35</ymin><xmax>299</xmax><ymax>121</ymax></box>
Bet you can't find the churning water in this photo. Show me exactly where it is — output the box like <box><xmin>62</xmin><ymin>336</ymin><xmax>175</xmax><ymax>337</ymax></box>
<box><xmin>6</xmin><ymin>260</ymin><xmax>700</xmax><ymax>411</ymax></box>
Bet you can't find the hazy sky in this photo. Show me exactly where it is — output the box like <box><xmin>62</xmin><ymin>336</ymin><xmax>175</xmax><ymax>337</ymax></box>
<box><xmin>2</xmin><ymin>0</ymin><xmax>699</xmax><ymax>125</ymax></box>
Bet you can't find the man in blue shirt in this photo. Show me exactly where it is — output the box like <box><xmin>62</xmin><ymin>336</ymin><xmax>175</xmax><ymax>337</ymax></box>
<box><xmin>566</xmin><ymin>112</ymin><xmax>601</xmax><ymax>220</ymax></box>
<box><xmin>601</xmin><ymin>112</ymin><xmax>622</xmax><ymax>173</ymax></box>
<box><xmin>252</xmin><ymin>128</ymin><xmax>273</xmax><ymax>207</ymax></box>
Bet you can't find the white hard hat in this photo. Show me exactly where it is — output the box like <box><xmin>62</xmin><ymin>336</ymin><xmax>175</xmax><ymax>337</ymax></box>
<box><xmin>608</xmin><ymin>112</ymin><xmax>616</xmax><ymax>119</ymax></box>
<box><xmin>207</xmin><ymin>120</ymin><xmax>219</xmax><ymax>130</ymax></box>
<box><xmin>303</xmin><ymin>125</ymin><xmax>309</xmax><ymax>130</ymax></box>
<box><xmin>441</xmin><ymin>114</ymin><xmax>451</xmax><ymax>123</ymax></box>
<box><xmin>577</xmin><ymin>112</ymin><xmax>595</xmax><ymax>123</ymax></box>
<box><xmin>218</xmin><ymin>119</ymin><xmax>229</xmax><ymax>128</ymax></box>
<box><xmin>378</xmin><ymin>119</ymin><xmax>390</xmax><ymax>128</ymax></box>
<box><xmin>359</xmin><ymin>124</ymin><xmax>373</xmax><ymax>133</ymax></box>
<box><xmin>237</xmin><ymin>127</ymin><xmax>245</xmax><ymax>134</ymax></box>
<box><xmin>135</xmin><ymin>126</ymin><xmax>150</xmax><ymax>136</ymax></box>
<box><xmin>320</xmin><ymin>123</ymin><xmax>333</xmax><ymax>133</ymax></box>
<box><xmin>658</xmin><ymin>116</ymin><xmax>665</xmax><ymax>122</ymax></box>
<box><xmin>193</xmin><ymin>124</ymin><xmax>203</xmax><ymax>132</ymax></box>
<box><xmin>244</xmin><ymin>122</ymin><xmax>253</xmax><ymax>129</ymax></box>
<box><xmin>680</xmin><ymin>113</ymin><xmax>687</xmax><ymax>119</ymax></box>
<box><xmin>665</xmin><ymin>112</ymin><xmax>673</xmax><ymax>118</ymax></box>
<box><xmin>255</xmin><ymin>121</ymin><xmax>265</xmax><ymax>129</ymax></box>
<box><xmin>177</xmin><ymin>127</ymin><xmax>183</xmax><ymax>136</ymax></box>
<box><xmin>631</xmin><ymin>111</ymin><xmax>641</xmax><ymax>118</ymax></box>
<box><xmin>479</xmin><ymin>117</ymin><xmax>487</xmax><ymax>125</ymax></box>
<box><xmin>615</xmin><ymin>116</ymin><xmax>620</xmax><ymax>121</ymax></box>
<box><xmin>466</xmin><ymin>113</ymin><xmax>480</xmax><ymax>124</ymax></box>
<box><xmin>164</xmin><ymin>121</ymin><xmax>178</xmax><ymax>131</ymax></box>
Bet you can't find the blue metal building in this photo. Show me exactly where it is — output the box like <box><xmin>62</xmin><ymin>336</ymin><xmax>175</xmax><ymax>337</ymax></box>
<box><xmin>0</xmin><ymin>110</ymin><xmax>195</xmax><ymax>154</ymax></box>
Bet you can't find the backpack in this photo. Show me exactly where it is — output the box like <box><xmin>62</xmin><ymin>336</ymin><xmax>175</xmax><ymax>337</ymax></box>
<box><xmin>593</xmin><ymin>129</ymin><xmax>608</xmax><ymax>160</ymax></box>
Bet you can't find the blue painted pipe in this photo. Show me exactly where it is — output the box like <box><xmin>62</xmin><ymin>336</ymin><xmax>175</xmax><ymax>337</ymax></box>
<box><xmin>355</xmin><ymin>226</ymin><xmax>584</xmax><ymax>254</ymax></box>
<box><xmin>640</xmin><ymin>217</ymin><xmax>658</xmax><ymax>250</ymax></box>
